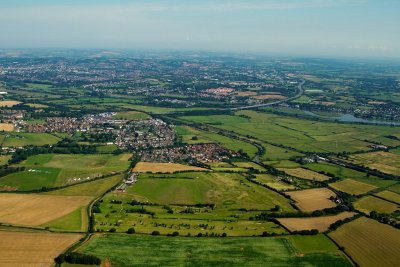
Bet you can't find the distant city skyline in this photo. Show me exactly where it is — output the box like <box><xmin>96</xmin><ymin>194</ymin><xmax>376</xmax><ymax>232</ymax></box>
<box><xmin>0</xmin><ymin>0</ymin><xmax>399</xmax><ymax>59</ymax></box>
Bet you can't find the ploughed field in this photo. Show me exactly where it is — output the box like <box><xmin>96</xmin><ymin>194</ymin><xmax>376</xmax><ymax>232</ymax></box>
<box><xmin>0</xmin><ymin>231</ymin><xmax>82</xmax><ymax>267</ymax></box>
<box><xmin>329</xmin><ymin>217</ymin><xmax>400</xmax><ymax>267</ymax></box>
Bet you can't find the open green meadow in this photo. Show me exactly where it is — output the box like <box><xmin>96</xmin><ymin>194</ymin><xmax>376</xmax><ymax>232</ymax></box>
<box><xmin>1</xmin><ymin>132</ymin><xmax>61</xmax><ymax>147</ymax></box>
<box><xmin>93</xmin><ymin>172</ymin><xmax>296</xmax><ymax>236</ymax></box>
<box><xmin>0</xmin><ymin>154</ymin><xmax>130</xmax><ymax>191</ymax></box>
<box><xmin>179</xmin><ymin>110</ymin><xmax>400</xmax><ymax>153</ymax></box>
<box><xmin>77</xmin><ymin>234</ymin><xmax>352</xmax><ymax>267</ymax></box>
<box><xmin>126</xmin><ymin>172</ymin><xmax>294</xmax><ymax>211</ymax></box>
<box><xmin>113</xmin><ymin>111</ymin><xmax>150</xmax><ymax>120</ymax></box>
<box><xmin>304</xmin><ymin>162</ymin><xmax>396</xmax><ymax>188</ymax></box>
<box><xmin>254</xmin><ymin>174</ymin><xmax>297</xmax><ymax>191</ymax></box>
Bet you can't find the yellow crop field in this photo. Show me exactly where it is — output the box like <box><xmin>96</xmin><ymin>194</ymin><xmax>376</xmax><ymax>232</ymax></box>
<box><xmin>285</xmin><ymin>188</ymin><xmax>336</xmax><ymax>212</ymax></box>
<box><xmin>349</xmin><ymin>151</ymin><xmax>400</xmax><ymax>176</ymax></box>
<box><xmin>278</xmin><ymin>211</ymin><xmax>356</xmax><ymax>232</ymax></box>
<box><xmin>0</xmin><ymin>123</ymin><xmax>14</xmax><ymax>132</ymax></box>
<box><xmin>329</xmin><ymin>217</ymin><xmax>400</xmax><ymax>267</ymax></box>
<box><xmin>0</xmin><ymin>100</ymin><xmax>21</xmax><ymax>107</ymax></box>
<box><xmin>133</xmin><ymin>162</ymin><xmax>208</xmax><ymax>173</ymax></box>
<box><xmin>0</xmin><ymin>193</ymin><xmax>91</xmax><ymax>227</ymax></box>
<box><xmin>374</xmin><ymin>190</ymin><xmax>400</xmax><ymax>204</ymax></box>
<box><xmin>354</xmin><ymin>195</ymin><xmax>399</xmax><ymax>215</ymax></box>
<box><xmin>330</xmin><ymin>179</ymin><xmax>377</xmax><ymax>195</ymax></box>
<box><xmin>280</xmin><ymin>168</ymin><xmax>330</xmax><ymax>181</ymax></box>
<box><xmin>0</xmin><ymin>230</ymin><xmax>82</xmax><ymax>267</ymax></box>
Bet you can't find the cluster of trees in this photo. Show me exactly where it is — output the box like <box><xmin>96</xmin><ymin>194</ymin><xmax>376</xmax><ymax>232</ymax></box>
<box><xmin>329</xmin><ymin>214</ymin><xmax>361</xmax><ymax>231</ymax></box>
<box><xmin>252</xmin><ymin>204</ymin><xmax>352</xmax><ymax>221</ymax></box>
<box><xmin>0</xmin><ymin>166</ymin><xmax>24</xmax><ymax>178</ymax></box>
<box><xmin>81</xmin><ymin>132</ymin><xmax>116</xmax><ymax>143</ymax></box>
<box><xmin>55</xmin><ymin>252</ymin><xmax>101</xmax><ymax>265</ymax></box>
<box><xmin>370</xmin><ymin>211</ymin><xmax>400</xmax><ymax>229</ymax></box>
<box><xmin>9</xmin><ymin>138</ymin><xmax>97</xmax><ymax>164</ymax></box>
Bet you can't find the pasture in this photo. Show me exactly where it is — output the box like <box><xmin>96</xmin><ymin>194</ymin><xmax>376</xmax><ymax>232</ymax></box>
<box><xmin>1</xmin><ymin>132</ymin><xmax>60</xmax><ymax>147</ymax></box>
<box><xmin>285</xmin><ymin>188</ymin><xmax>336</xmax><ymax>212</ymax></box>
<box><xmin>305</xmin><ymin>162</ymin><xmax>396</xmax><ymax>188</ymax></box>
<box><xmin>354</xmin><ymin>195</ymin><xmax>399</xmax><ymax>215</ymax></box>
<box><xmin>127</xmin><ymin>172</ymin><xmax>294</xmax><ymax>211</ymax></box>
<box><xmin>280</xmin><ymin>168</ymin><xmax>330</xmax><ymax>181</ymax></box>
<box><xmin>329</xmin><ymin>217</ymin><xmax>400</xmax><ymax>267</ymax></box>
<box><xmin>277</xmin><ymin>211</ymin><xmax>356</xmax><ymax>232</ymax></box>
<box><xmin>179</xmin><ymin>110</ymin><xmax>400</xmax><ymax>153</ymax></box>
<box><xmin>254</xmin><ymin>174</ymin><xmax>297</xmax><ymax>191</ymax></box>
<box><xmin>133</xmin><ymin>162</ymin><xmax>208</xmax><ymax>173</ymax></box>
<box><xmin>44</xmin><ymin>174</ymin><xmax>123</xmax><ymax>197</ymax></box>
<box><xmin>0</xmin><ymin>231</ymin><xmax>82</xmax><ymax>267</ymax></box>
<box><xmin>2</xmin><ymin>153</ymin><xmax>131</xmax><ymax>190</ymax></box>
<box><xmin>113</xmin><ymin>111</ymin><xmax>150</xmax><ymax>120</ymax></box>
<box><xmin>330</xmin><ymin>179</ymin><xmax>377</xmax><ymax>195</ymax></box>
<box><xmin>78</xmin><ymin>234</ymin><xmax>351</xmax><ymax>267</ymax></box>
<box><xmin>0</xmin><ymin>193</ymin><xmax>91</xmax><ymax>228</ymax></box>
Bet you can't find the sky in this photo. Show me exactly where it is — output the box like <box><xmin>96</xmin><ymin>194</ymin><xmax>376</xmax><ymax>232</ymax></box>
<box><xmin>0</xmin><ymin>0</ymin><xmax>399</xmax><ymax>58</ymax></box>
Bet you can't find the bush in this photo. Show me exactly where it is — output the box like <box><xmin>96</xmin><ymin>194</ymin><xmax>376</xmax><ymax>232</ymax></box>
<box><xmin>126</xmin><ymin>227</ymin><xmax>135</xmax><ymax>234</ymax></box>
<box><xmin>109</xmin><ymin>228</ymin><xmax>116</xmax><ymax>233</ymax></box>
<box><xmin>171</xmin><ymin>231</ymin><xmax>179</xmax><ymax>236</ymax></box>
<box><xmin>151</xmin><ymin>230</ymin><xmax>160</xmax><ymax>236</ymax></box>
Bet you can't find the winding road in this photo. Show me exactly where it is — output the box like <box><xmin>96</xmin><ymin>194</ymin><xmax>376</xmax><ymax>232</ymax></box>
<box><xmin>231</xmin><ymin>80</ymin><xmax>305</xmax><ymax>110</ymax></box>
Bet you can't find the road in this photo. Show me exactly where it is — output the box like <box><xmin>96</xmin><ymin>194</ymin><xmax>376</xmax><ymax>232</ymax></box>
<box><xmin>231</xmin><ymin>80</ymin><xmax>305</xmax><ymax>110</ymax></box>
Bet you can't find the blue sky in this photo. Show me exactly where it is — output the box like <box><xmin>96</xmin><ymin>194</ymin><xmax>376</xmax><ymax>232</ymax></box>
<box><xmin>0</xmin><ymin>0</ymin><xmax>399</xmax><ymax>58</ymax></box>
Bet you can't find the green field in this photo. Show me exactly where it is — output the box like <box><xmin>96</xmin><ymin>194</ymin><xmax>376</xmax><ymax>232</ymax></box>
<box><xmin>1</xmin><ymin>132</ymin><xmax>61</xmax><ymax>147</ymax></box>
<box><xmin>0</xmin><ymin>154</ymin><xmax>130</xmax><ymax>191</ymax></box>
<box><xmin>179</xmin><ymin>110</ymin><xmax>400</xmax><ymax>153</ymax></box>
<box><xmin>127</xmin><ymin>172</ymin><xmax>294</xmax><ymax>211</ymax></box>
<box><xmin>254</xmin><ymin>174</ymin><xmax>297</xmax><ymax>191</ymax></box>
<box><xmin>305</xmin><ymin>162</ymin><xmax>396</xmax><ymax>188</ymax></box>
<box><xmin>0</xmin><ymin>155</ymin><xmax>11</xmax><ymax>166</ymax></box>
<box><xmin>78</xmin><ymin>234</ymin><xmax>351</xmax><ymax>267</ymax></box>
<box><xmin>113</xmin><ymin>111</ymin><xmax>150</xmax><ymax>120</ymax></box>
<box><xmin>93</xmin><ymin>171</ymin><xmax>295</xmax><ymax>236</ymax></box>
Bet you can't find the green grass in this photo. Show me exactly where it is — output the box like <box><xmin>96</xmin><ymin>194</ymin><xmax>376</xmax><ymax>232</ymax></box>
<box><xmin>42</xmin><ymin>207</ymin><xmax>85</xmax><ymax>231</ymax></box>
<box><xmin>287</xmin><ymin>234</ymin><xmax>339</xmax><ymax>254</ymax></box>
<box><xmin>127</xmin><ymin>172</ymin><xmax>294</xmax><ymax>211</ymax></box>
<box><xmin>387</xmin><ymin>183</ymin><xmax>400</xmax><ymax>194</ymax></box>
<box><xmin>254</xmin><ymin>174</ymin><xmax>297</xmax><ymax>191</ymax></box>
<box><xmin>1</xmin><ymin>132</ymin><xmax>60</xmax><ymax>147</ymax></box>
<box><xmin>113</xmin><ymin>111</ymin><xmax>151</xmax><ymax>120</ymax></box>
<box><xmin>44</xmin><ymin>174</ymin><xmax>123</xmax><ymax>197</ymax></box>
<box><xmin>0</xmin><ymin>167</ymin><xmax>60</xmax><ymax>191</ymax></box>
<box><xmin>305</xmin><ymin>162</ymin><xmax>396</xmax><ymax>188</ymax></box>
<box><xmin>179</xmin><ymin>110</ymin><xmax>400</xmax><ymax>154</ymax></box>
<box><xmin>0</xmin><ymin>154</ymin><xmax>130</xmax><ymax>191</ymax></box>
<box><xmin>78</xmin><ymin>234</ymin><xmax>352</xmax><ymax>267</ymax></box>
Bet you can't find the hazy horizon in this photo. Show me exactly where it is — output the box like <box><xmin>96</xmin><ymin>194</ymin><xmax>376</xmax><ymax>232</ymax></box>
<box><xmin>0</xmin><ymin>0</ymin><xmax>399</xmax><ymax>59</ymax></box>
